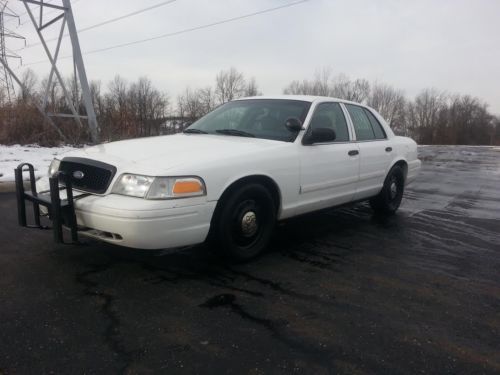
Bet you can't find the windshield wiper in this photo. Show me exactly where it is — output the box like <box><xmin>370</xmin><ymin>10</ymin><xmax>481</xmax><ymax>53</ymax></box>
<box><xmin>183</xmin><ymin>128</ymin><xmax>208</xmax><ymax>134</ymax></box>
<box><xmin>215</xmin><ymin>129</ymin><xmax>255</xmax><ymax>138</ymax></box>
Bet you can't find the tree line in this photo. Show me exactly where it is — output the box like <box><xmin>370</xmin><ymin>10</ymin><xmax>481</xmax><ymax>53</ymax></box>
<box><xmin>0</xmin><ymin>66</ymin><xmax>498</xmax><ymax>145</ymax></box>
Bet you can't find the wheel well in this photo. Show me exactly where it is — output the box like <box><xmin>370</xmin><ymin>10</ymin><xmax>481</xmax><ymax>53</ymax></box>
<box><xmin>216</xmin><ymin>175</ymin><xmax>281</xmax><ymax>215</ymax></box>
<box><xmin>393</xmin><ymin>160</ymin><xmax>408</xmax><ymax>179</ymax></box>
<box><xmin>207</xmin><ymin>175</ymin><xmax>281</xmax><ymax>240</ymax></box>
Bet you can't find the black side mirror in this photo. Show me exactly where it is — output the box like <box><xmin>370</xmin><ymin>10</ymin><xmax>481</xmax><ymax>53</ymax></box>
<box><xmin>304</xmin><ymin>127</ymin><xmax>337</xmax><ymax>145</ymax></box>
<box><xmin>285</xmin><ymin>117</ymin><xmax>303</xmax><ymax>132</ymax></box>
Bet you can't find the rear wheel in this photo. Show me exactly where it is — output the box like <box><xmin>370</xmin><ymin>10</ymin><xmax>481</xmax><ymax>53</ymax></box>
<box><xmin>212</xmin><ymin>183</ymin><xmax>276</xmax><ymax>261</ymax></box>
<box><xmin>370</xmin><ymin>165</ymin><xmax>405</xmax><ymax>215</ymax></box>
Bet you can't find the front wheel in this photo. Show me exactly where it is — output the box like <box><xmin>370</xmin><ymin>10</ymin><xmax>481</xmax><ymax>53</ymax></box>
<box><xmin>370</xmin><ymin>165</ymin><xmax>405</xmax><ymax>215</ymax></box>
<box><xmin>212</xmin><ymin>183</ymin><xmax>276</xmax><ymax>261</ymax></box>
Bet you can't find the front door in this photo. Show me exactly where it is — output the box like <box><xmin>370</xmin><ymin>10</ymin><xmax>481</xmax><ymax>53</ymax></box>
<box><xmin>297</xmin><ymin>102</ymin><xmax>360</xmax><ymax>215</ymax></box>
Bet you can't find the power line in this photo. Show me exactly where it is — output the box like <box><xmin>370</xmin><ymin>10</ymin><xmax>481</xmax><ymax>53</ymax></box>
<box><xmin>18</xmin><ymin>0</ymin><xmax>176</xmax><ymax>49</ymax></box>
<box><xmin>23</xmin><ymin>0</ymin><xmax>310</xmax><ymax>66</ymax></box>
<box><xmin>79</xmin><ymin>0</ymin><xmax>178</xmax><ymax>33</ymax></box>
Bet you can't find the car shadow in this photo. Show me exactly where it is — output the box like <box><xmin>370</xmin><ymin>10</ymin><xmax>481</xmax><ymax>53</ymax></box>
<box><xmin>64</xmin><ymin>201</ymin><xmax>408</xmax><ymax>276</ymax></box>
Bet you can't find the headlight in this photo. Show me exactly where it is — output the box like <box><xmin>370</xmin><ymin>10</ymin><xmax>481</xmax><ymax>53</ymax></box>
<box><xmin>111</xmin><ymin>174</ymin><xmax>155</xmax><ymax>198</ymax></box>
<box><xmin>111</xmin><ymin>174</ymin><xmax>206</xmax><ymax>200</ymax></box>
<box><xmin>48</xmin><ymin>158</ymin><xmax>61</xmax><ymax>177</ymax></box>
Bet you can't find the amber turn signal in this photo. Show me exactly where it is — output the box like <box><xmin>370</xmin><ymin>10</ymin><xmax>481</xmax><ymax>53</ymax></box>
<box><xmin>172</xmin><ymin>179</ymin><xmax>204</xmax><ymax>195</ymax></box>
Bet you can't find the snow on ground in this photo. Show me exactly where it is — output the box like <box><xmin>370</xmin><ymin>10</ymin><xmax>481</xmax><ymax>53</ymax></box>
<box><xmin>0</xmin><ymin>144</ymin><xmax>76</xmax><ymax>182</ymax></box>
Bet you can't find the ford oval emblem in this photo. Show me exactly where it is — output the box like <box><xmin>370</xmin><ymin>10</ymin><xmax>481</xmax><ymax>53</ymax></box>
<box><xmin>73</xmin><ymin>170</ymin><xmax>85</xmax><ymax>180</ymax></box>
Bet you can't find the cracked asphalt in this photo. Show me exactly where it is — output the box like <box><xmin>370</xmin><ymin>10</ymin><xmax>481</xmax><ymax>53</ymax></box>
<box><xmin>1</xmin><ymin>146</ymin><xmax>499</xmax><ymax>374</ymax></box>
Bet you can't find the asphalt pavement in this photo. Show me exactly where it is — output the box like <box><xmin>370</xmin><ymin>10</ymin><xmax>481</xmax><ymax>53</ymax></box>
<box><xmin>1</xmin><ymin>146</ymin><xmax>499</xmax><ymax>374</ymax></box>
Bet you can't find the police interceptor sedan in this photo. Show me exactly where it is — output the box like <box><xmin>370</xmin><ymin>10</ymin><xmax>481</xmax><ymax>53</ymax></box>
<box><xmin>37</xmin><ymin>96</ymin><xmax>421</xmax><ymax>260</ymax></box>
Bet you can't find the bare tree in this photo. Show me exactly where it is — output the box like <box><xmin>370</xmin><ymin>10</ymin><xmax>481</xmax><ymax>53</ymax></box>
<box><xmin>282</xmin><ymin>68</ymin><xmax>371</xmax><ymax>101</ymax></box>
<box><xmin>283</xmin><ymin>67</ymin><xmax>332</xmax><ymax>96</ymax></box>
<box><xmin>283</xmin><ymin>79</ymin><xmax>315</xmax><ymax>95</ymax></box>
<box><xmin>368</xmin><ymin>83</ymin><xmax>407</xmax><ymax>134</ymax></box>
<box><xmin>2</xmin><ymin>67</ymin><xmax>499</xmax><ymax>146</ymax></box>
<box><xmin>108</xmin><ymin>75</ymin><xmax>128</xmax><ymax>111</ymax></box>
<box><xmin>177</xmin><ymin>88</ymin><xmax>207</xmax><ymax>123</ymax></box>
<box><xmin>492</xmin><ymin>116</ymin><xmax>500</xmax><ymax>145</ymax></box>
<box><xmin>407</xmin><ymin>89</ymin><xmax>447</xmax><ymax>143</ymax></box>
<box><xmin>446</xmin><ymin>95</ymin><xmax>493</xmax><ymax>145</ymax></box>
<box><xmin>245</xmin><ymin>77</ymin><xmax>260</xmax><ymax>97</ymax></box>
<box><xmin>198</xmin><ymin>86</ymin><xmax>216</xmax><ymax>113</ymax></box>
<box><xmin>0</xmin><ymin>86</ymin><xmax>7</xmax><ymax>106</ymax></box>
<box><xmin>313</xmin><ymin>67</ymin><xmax>332</xmax><ymax>96</ymax></box>
<box><xmin>105</xmin><ymin>75</ymin><xmax>130</xmax><ymax>139</ymax></box>
<box><xmin>90</xmin><ymin>80</ymin><xmax>103</xmax><ymax>117</ymax></box>
<box><xmin>330</xmin><ymin>74</ymin><xmax>370</xmax><ymax>103</ymax></box>
<box><xmin>215</xmin><ymin>67</ymin><xmax>246</xmax><ymax>104</ymax></box>
<box><xmin>19</xmin><ymin>69</ymin><xmax>38</xmax><ymax>101</ymax></box>
<box><xmin>129</xmin><ymin>76</ymin><xmax>168</xmax><ymax>137</ymax></box>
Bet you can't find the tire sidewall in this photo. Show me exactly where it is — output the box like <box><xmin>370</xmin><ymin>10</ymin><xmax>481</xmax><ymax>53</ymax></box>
<box><xmin>383</xmin><ymin>166</ymin><xmax>405</xmax><ymax>213</ymax></box>
<box><xmin>215</xmin><ymin>183</ymin><xmax>276</xmax><ymax>261</ymax></box>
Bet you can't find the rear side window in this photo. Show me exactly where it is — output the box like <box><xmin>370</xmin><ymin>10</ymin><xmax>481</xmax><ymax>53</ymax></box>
<box><xmin>345</xmin><ymin>104</ymin><xmax>375</xmax><ymax>141</ymax></box>
<box><xmin>309</xmin><ymin>102</ymin><xmax>350</xmax><ymax>142</ymax></box>
<box><xmin>364</xmin><ymin>109</ymin><xmax>386</xmax><ymax>139</ymax></box>
<box><xmin>345</xmin><ymin>104</ymin><xmax>387</xmax><ymax>141</ymax></box>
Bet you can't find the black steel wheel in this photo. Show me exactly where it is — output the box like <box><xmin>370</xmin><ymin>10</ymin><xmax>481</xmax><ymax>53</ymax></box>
<box><xmin>370</xmin><ymin>165</ymin><xmax>405</xmax><ymax>215</ymax></box>
<box><xmin>212</xmin><ymin>183</ymin><xmax>276</xmax><ymax>261</ymax></box>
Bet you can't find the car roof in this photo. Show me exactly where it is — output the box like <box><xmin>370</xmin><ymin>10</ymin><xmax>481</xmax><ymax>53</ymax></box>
<box><xmin>234</xmin><ymin>95</ymin><xmax>363</xmax><ymax>106</ymax></box>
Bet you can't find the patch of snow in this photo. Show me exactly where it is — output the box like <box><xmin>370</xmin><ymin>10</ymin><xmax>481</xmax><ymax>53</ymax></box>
<box><xmin>0</xmin><ymin>144</ymin><xmax>76</xmax><ymax>182</ymax></box>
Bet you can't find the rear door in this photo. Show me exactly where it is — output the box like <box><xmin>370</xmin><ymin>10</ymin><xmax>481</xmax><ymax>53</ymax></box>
<box><xmin>296</xmin><ymin>102</ymin><xmax>360</xmax><ymax>215</ymax></box>
<box><xmin>343</xmin><ymin>104</ymin><xmax>393</xmax><ymax>200</ymax></box>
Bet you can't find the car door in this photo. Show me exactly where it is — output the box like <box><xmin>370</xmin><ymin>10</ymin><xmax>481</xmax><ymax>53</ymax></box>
<box><xmin>343</xmin><ymin>104</ymin><xmax>393</xmax><ymax>200</ymax></box>
<box><xmin>296</xmin><ymin>102</ymin><xmax>360</xmax><ymax>215</ymax></box>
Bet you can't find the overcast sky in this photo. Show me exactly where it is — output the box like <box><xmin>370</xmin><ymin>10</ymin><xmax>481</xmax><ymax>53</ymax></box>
<box><xmin>5</xmin><ymin>0</ymin><xmax>500</xmax><ymax>114</ymax></box>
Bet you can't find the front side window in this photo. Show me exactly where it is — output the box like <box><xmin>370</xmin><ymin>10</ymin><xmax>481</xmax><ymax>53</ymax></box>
<box><xmin>186</xmin><ymin>99</ymin><xmax>311</xmax><ymax>142</ymax></box>
<box><xmin>307</xmin><ymin>102</ymin><xmax>350</xmax><ymax>142</ymax></box>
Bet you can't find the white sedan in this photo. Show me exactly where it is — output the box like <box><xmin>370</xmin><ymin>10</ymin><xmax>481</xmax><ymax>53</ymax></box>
<box><xmin>39</xmin><ymin>95</ymin><xmax>421</xmax><ymax>260</ymax></box>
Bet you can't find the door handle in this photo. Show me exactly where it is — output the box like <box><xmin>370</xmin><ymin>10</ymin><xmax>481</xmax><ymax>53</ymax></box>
<box><xmin>385</xmin><ymin>147</ymin><xmax>392</xmax><ymax>152</ymax></box>
<box><xmin>348</xmin><ymin>150</ymin><xmax>359</xmax><ymax>156</ymax></box>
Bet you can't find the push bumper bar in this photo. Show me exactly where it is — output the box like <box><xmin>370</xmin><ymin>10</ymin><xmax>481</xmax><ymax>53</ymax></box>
<box><xmin>15</xmin><ymin>163</ymin><xmax>79</xmax><ymax>244</ymax></box>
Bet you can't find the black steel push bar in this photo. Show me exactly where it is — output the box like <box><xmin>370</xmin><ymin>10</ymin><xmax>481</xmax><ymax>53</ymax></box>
<box><xmin>15</xmin><ymin>163</ymin><xmax>78</xmax><ymax>244</ymax></box>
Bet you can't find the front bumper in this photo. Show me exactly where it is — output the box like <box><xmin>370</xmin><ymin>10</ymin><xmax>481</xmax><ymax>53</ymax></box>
<box><xmin>37</xmin><ymin>177</ymin><xmax>216</xmax><ymax>249</ymax></box>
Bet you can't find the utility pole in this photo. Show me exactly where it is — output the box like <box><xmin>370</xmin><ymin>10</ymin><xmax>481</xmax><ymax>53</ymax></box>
<box><xmin>0</xmin><ymin>0</ymin><xmax>23</xmax><ymax>103</ymax></box>
<box><xmin>61</xmin><ymin>0</ymin><xmax>98</xmax><ymax>143</ymax></box>
<box><xmin>21</xmin><ymin>0</ymin><xmax>99</xmax><ymax>143</ymax></box>
<box><xmin>1</xmin><ymin>0</ymin><xmax>99</xmax><ymax>143</ymax></box>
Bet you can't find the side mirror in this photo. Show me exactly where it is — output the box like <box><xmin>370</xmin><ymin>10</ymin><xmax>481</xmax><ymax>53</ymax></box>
<box><xmin>304</xmin><ymin>127</ymin><xmax>337</xmax><ymax>145</ymax></box>
<box><xmin>285</xmin><ymin>117</ymin><xmax>303</xmax><ymax>132</ymax></box>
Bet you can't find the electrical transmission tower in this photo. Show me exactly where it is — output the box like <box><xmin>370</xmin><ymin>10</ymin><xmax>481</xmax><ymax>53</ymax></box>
<box><xmin>0</xmin><ymin>0</ymin><xmax>23</xmax><ymax>103</ymax></box>
<box><xmin>0</xmin><ymin>0</ymin><xmax>99</xmax><ymax>143</ymax></box>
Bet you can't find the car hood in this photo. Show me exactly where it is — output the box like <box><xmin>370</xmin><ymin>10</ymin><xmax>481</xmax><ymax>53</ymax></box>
<box><xmin>63</xmin><ymin>134</ymin><xmax>288</xmax><ymax>173</ymax></box>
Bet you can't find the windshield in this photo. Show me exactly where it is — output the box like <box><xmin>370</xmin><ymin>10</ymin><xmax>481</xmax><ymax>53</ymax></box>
<box><xmin>186</xmin><ymin>99</ymin><xmax>311</xmax><ymax>142</ymax></box>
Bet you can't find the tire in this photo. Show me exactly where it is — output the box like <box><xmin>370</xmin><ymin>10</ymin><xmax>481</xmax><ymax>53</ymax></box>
<box><xmin>211</xmin><ymin>183</ymin><xmax>276</xmax><ymax>261</ymax></box>
<box><xmin>370</xmin><ymin>165</ymin><xmax>405</xmax><ymax>215</ymax></box>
